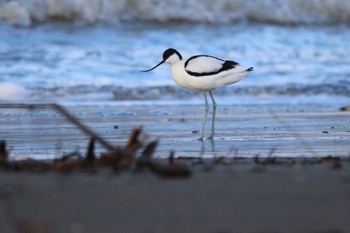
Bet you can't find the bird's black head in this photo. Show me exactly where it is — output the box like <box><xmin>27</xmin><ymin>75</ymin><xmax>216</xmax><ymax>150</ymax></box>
<box><xmin>163</xmin><ymin>48</ymin><xmax>182</xmax><ymax>61</ymax></box>
<box><xmin>141</xmin><ymin>48</ymin><xmax>182</xmax><ymax>72</ymax></box>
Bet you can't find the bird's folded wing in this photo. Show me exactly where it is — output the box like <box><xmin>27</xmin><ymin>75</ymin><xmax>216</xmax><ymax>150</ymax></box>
<box><xmin>185</xmin><ymin>55</ymin><xmax>238</xmax><ymax>76</ymax></box>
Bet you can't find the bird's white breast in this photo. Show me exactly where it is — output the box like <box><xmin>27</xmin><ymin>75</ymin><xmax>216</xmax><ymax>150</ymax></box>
<box><xmin>170</xmin><ymin>61</ymin><xmax>190</xmax><ymax>90</ymax></box>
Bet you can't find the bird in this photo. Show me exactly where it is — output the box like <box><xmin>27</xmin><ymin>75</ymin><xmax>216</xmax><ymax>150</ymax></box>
<box><xmin>142</xmin><ymin>48</ymin><xmax>253</xmax><ymax>140</ymax></box>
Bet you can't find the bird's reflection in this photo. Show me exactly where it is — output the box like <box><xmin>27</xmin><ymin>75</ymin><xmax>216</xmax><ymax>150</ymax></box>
<box><xmin>199</xmin><ymin>139</ymin><xmax>216</xmax><ymax>157</ymax></box>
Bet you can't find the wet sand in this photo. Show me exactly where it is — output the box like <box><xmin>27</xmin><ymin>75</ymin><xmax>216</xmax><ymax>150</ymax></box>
<box><xmin>0</xmin><ymin>104</ymin><xmax>349</xmax><ymax>159</ymax></box>
<box><xmin>0</xmin><ymin>104</ymin><xmax>350</xmax><ymax>232</ymax></box>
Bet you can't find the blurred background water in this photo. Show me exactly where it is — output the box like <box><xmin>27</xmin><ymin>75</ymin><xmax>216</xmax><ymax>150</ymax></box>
<box><xmin>0</xmin><ymin>0</ymin><xmax>350</xmax><ymax>108</ymax></box>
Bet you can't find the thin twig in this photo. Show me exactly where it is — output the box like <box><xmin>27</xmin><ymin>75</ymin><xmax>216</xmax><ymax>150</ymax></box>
<box><xmin>0</xmin><ymin>103</ymin><xmax>114</xmax><ymax>151</ymax></box>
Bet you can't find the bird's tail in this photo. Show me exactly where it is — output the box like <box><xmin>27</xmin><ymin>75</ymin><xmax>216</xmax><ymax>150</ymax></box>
<box><xmin>223</xmin><ymin>65</ymin><xmax>253</xmax><ymax>86</ymax></box>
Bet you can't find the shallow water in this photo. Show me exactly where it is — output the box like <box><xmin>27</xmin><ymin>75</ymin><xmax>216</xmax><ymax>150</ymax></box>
<box><xmin>0</xmin><ymin>22</ymin><xmax>349</xmax><ymax>107</ymax></box>
<box><xmin>1</xmin><ymin>105</ymin><xmax>349</xmax><ymax>159</ymax></box>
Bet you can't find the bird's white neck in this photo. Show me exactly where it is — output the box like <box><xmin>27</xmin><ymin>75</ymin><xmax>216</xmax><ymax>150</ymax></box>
<box><xmin>169</xmin><ymin>60</ymin><xmax>189</xmax><ymax>89</ymax></box>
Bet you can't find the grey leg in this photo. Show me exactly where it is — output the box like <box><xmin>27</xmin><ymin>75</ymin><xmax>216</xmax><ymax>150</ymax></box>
<box><xmin>199</xmin><ymin>92</ymin><xmax>209</xmax><ymax>140</ymax></box>
<box><xmin>207</xmin><ymin>91</ymin><xmax>217</xmax><ymax>139</ymax></box>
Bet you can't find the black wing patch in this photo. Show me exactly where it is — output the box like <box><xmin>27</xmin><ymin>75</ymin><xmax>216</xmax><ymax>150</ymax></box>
<box><xmin>185</xmin><ymin>55</ymin><xmax>239</xmax><ymax>77</ymax></box>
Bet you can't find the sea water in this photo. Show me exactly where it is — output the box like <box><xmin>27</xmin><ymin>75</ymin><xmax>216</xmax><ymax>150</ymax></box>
<box><xmin>0</xmin><ymin>0</ymin><xmax>349</xmax><ymax>107</ymax></box>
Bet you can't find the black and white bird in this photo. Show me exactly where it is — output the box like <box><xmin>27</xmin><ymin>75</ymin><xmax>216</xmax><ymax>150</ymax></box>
<box><xmin>142</xmin><ymin>48</ymin><xmax>253</xmax><ymax>140</ymax></box>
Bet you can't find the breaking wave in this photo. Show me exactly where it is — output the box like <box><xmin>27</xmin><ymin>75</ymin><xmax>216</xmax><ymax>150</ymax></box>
<box><xmin>112</xmin><ymin>82</ymin><xmax>350</xmax><ymax>100</ymax></box>
<box><xmin>28</xmin><ymin>81</ymin><xmax>350</xmax><ymax>101</ymax></box>
<box><xmin>1</xmin><ymin>0</ymin><xmax>350</xmax><ymax>26</ymax></box>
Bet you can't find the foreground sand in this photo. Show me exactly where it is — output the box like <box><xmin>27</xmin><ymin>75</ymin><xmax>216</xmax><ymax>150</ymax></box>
<box><xmin>0</xmin><ymin>159</ymin><xmax>350</xmax><ymax>233</ymax></box>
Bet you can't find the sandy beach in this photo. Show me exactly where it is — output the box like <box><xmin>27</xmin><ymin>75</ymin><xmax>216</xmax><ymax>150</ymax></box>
<box><xmin>0</xmin><ymin>159</ymin><xmax>350</xmax><ymax>233</ymax></box>
<box><xmin>0</xmin><ymin>103</ymin><xmax>350</xmax><ymax>233</ymax></box>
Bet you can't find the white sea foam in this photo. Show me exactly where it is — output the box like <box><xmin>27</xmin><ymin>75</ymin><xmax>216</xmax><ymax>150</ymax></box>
<box><xmin>0</xmin><ymin>82</ymin><xmax>29</xmax><ymax>101</ymax></box>
<box><xmin>1</xmin><ymin>0</ymin><xmax>350</xmax><ymax>26</ymax></box>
